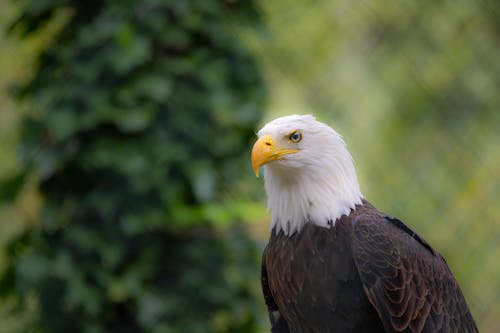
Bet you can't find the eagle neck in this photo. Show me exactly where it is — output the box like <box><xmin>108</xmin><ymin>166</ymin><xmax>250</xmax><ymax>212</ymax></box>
<box><xmin>264</xmin><ymin>159</ymin><xmax>363</xmax><ymax>236</ymax></box>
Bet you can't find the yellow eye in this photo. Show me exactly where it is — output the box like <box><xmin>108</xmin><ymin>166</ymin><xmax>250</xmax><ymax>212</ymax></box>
<box><xmin>289</xmin><ymin>131</ymin><xmax>302</xmax><ymax>143</ymax></box>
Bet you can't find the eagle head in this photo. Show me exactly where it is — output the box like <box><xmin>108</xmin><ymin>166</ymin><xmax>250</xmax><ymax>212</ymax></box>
<box><xmin>251</xmin><ymin>114</ymin><xmax>363</xmax><ymax>235</ymax></box>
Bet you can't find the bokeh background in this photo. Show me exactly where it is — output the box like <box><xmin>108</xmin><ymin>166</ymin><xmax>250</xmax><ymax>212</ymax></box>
<box><xmin>0</xmin><ymin>0</ymin><xmax>498</xmax><ymax>332</ymax></box>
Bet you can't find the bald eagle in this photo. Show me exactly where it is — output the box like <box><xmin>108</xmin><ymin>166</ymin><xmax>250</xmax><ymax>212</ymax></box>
<box><xmin>251</xmin><ymin>115</ymin><xmax>478</xmax><ymax>333</ymax></box>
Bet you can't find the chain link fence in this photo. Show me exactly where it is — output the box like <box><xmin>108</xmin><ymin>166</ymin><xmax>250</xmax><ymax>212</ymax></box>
<box><xmin>242</xmin><ymin>1</ymin><xmax>499</xmax><ymax>332</ymax></box>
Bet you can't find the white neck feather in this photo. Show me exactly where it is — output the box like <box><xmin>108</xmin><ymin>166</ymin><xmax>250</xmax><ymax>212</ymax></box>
<box><xmin>263</xmin><ymin>144</ymin><xmax>363</xmax><ymax>236</ymax></box>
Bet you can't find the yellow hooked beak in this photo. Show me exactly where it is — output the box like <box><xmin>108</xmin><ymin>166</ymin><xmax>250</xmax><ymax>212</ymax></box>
<box><xmin>251</xmin><ymin>134</ymin><xmax>299</xmax><ymax>177</ymax></box>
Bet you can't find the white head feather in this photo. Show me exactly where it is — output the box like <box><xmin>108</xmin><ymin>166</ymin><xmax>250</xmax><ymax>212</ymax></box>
<box><xmin>256</xmin><ymin>114</ymin><xmax>363</xmax><ymax>236</ymax></box>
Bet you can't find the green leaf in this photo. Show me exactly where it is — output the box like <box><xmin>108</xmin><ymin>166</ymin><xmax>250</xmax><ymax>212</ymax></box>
<box><xmin>0</xmin><ymin>172</ymin><xmax>26</xmax><ymax>202</ymax></box>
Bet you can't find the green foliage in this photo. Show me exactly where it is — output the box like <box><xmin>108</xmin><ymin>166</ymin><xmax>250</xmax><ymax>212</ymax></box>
<box><xmin>1</xmin><ymin>0</ymin><xmax>266</xmax><ymax>332</ymax></box>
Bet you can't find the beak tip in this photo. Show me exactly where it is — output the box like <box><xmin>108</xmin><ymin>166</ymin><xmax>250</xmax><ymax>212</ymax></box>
<box><xmin>252</xmin><ymin>165</ymin><xmax>260</xmax><ymax>177</ymax></box>
<box><xmin>252</xmin><ymin>134</ymin><xmax>274</xmax><ymax>178</ymax></box>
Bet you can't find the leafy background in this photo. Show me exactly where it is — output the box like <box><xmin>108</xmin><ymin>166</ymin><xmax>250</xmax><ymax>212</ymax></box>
<box><xmin>0</xmin><ymin>0</ymin><xmax>499</xmax><ymax>332</ymax></box>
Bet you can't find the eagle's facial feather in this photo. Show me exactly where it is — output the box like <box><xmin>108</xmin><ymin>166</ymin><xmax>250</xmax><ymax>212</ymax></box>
<box><xmin>252</xmin><ymin>114</ymin><xmax>363</xmax><ymax>236</ymax></box>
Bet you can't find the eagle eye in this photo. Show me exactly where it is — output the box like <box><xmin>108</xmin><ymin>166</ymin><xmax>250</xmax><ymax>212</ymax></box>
<box><xmin>289</xmin><ymin>131</ymin><xmax>302</xmax><ymax>143</ymax></box>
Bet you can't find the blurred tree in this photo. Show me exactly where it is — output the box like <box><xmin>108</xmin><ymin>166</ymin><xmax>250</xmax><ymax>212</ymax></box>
<box><xmin>0</xmin><ymin>0</ymin><xmax>266</xmax><ymax>332</ymax></box>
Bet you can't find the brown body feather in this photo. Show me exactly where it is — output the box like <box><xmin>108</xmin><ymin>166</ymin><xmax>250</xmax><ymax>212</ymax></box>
<box><xmin>262</xmin><ymin>201</ymin><xmax>478</xmax><ymax>333</ymax></box>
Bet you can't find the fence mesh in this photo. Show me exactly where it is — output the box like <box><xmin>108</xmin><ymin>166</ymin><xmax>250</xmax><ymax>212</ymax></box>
<box><xmin>243</xmin><ymin>1</ymin><xmax>499</xmax><ymax>332</ymax></box>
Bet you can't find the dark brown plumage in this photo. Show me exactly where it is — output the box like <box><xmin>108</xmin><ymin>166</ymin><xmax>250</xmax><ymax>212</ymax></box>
<box><xmin>262</xmin><ymin>200</ymin><xmax>478</xmax><ymax>333</ymax></box>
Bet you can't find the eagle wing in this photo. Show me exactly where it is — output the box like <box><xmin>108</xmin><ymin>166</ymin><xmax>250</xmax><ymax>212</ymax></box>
<box><xmin>261</xmin><ymin>256</ymin><xmax>290</xmax><ymax>333</ymax></box>
<box><xmin>350</xmin><ymin>213</ymin><xmax>478</xmax><ymax>333</ymax></box>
